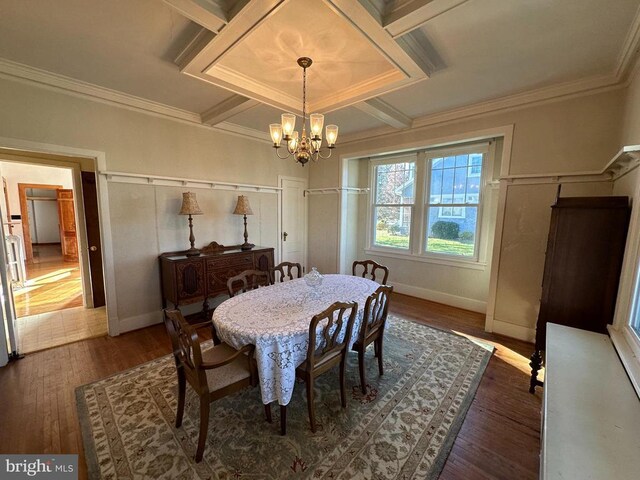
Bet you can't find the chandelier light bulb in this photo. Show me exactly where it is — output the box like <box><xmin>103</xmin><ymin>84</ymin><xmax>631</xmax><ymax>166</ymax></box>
<box><xmin>310</xmin><ymin>113</ymin><xmax>324</xmax><ymax>138</ymax></box>
<box><xmin>326</xmin><ymin>125</ymin><xmax>339</xmax><ymax>147</ymax></box>
<box><xmin>269</xmin><ymin>124</ymin><xmax>283</xmax><ymax>146</ymax></box>
<box><xmin>288</xmin><ymin>131</ymin><xmax>299</xmax><ymax>153</ymax></box>
<box><xmin>281</xmin><ymin>113</ymin><xmax>296</xmax><ymax>138</ymax></box>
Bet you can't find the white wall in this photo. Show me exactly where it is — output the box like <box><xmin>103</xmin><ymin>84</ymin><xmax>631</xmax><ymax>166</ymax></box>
<box><xmin>0</xmin><ymin>77</ymin><xmax>308</xmax><ymax>334</ymax></box>
<box><xmin>0</xmin><ymin>161</ymin><xmax>73</xmax><ymax>242</ymax></box>
<box><xmin>309</xmin><ymin>87</ymin><xmax>625</xmax><ymax>341</ymax></box>
<box><xmin>30</xmin><ymin>200</ymin><xmax>60</xmax><ymax>243</ymax></box>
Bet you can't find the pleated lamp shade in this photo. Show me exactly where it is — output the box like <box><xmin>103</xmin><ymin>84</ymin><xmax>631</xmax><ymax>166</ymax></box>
<box><xmin>233</xmin><ymin>195</ymin><xmax>253</xmax><ymax>215</ymax></box>
<box><xmin>179</xmin><ymin>192</ymin><xmax>203</xmax><ymax>215</ymax></box>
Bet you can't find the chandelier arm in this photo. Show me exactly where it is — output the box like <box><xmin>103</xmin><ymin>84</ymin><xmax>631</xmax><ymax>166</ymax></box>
<box><xmin>274</xmin><ymin>147</ymin><xmax>292</xmax><ymax>160</ymax></box>
<box><xmin>316</xmin><ymin>148</ymin><xmax>333</xmax><ymax>160</ymax></box>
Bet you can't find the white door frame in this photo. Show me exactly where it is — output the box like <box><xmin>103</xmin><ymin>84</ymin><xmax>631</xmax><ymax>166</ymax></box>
<box><xmin>278</xmin><ymin>175</ymin><xmax>308</xmax><ymax>272</ymax></box>
<box><xmin>0</xmin><ymin>136</ymin><xmax>119</xmax><ymax>336</ymax></box>
<box><xmin>0</xmin><ymin>195</ymin><xmax>16</xmax><ymax>366</ymax></box>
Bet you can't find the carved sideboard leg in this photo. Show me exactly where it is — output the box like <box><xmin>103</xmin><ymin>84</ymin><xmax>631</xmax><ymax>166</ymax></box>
<box><xmin>529</xmin><ymin>350</ymin><xmax>543</xmax><ymax>393</ymax></box>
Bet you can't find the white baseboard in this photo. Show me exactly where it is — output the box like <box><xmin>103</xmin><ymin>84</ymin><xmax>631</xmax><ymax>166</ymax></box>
<box><xmin>391</xmin><ymin>281</ymin><xmax>487</xmax><ymax>313</ymax></box>
<box><xmin>490</xmin><ymin>319</ymin><xmax>536</xmax><ymax>343</ymax></box>
<box><xmin>118</xmin><ymin>311</ymin><xmax>163</xmax><ymax>334</ymax></box>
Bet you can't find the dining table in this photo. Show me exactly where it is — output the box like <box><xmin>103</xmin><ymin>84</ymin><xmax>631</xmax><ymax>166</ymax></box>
<box><xmin>211</xmin><ymin>273</ymin><xmax>380</xmax><ymax>406</ymax></box>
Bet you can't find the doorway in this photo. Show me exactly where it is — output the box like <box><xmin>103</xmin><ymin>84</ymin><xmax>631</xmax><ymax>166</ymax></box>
<box><xmin>0</xmin><ymin>160</ymin><xmax>107</xmax><ymax>353</ymax></box>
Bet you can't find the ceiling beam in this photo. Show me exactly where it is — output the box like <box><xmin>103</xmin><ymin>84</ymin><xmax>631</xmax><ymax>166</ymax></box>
<box><xmin>383</xmin><ymin>0</ymin><xmax>470</xmax><ymax>38</ymax></box>
<box><xmin>355</xmin><ymin>98</ymin><xmax>413</xmax><ymax>129</ymax></box>
<box><xmin>395</xmin><ymin>29</ymin><xmax>445</xmax><ymax>76</ymax></box>
<box><xmin>200</xmin><ymin>95</ymin><xmax>259</xmax><ymax>125</ymax></box>
<box><xmin>161</xmin><ymin>0</ymin><xmax>228</xmax><ymax>33</ymax></box>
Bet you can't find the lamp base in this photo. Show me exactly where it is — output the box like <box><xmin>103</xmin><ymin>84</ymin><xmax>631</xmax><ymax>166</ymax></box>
<box><xmin>185</xmin><ymin>247</ymin><xmax>201</xmax><ymax>257</ymax></box>
<box><xmin>240</xmin><ymin>242</ymin><xmax>255</xmax><ymax>251</ymax></box>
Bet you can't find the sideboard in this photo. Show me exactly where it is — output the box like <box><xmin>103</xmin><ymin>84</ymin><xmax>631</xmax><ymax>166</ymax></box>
<box><xmin>159</xmin><ymin>244</ymin><xmax>274</xmax><ymax>318</ymax></box>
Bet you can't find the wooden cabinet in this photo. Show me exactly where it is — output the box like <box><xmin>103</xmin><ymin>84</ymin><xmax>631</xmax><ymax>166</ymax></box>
<box><xmin>160</xmin><ymin>246</ymin><xmax>274</xmax><ymax>318</ymax></box>
<box><xmin>529</xmin><ymin>196</ymin><xmax>630</xmax><ymax>392</ymax></box>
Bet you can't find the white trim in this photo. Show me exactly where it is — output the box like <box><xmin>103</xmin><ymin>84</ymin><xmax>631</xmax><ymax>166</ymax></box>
<box><xmin>0</xmin><ymin>136</ymin><xmax>119</xmax><ymax>336</ymax></box>
<box><xmin>615</xmin><ymin>2</ymin><xmax>640</xmax><ymax>81</ymax></box>
<box><xmin>0</xmin><ymin>58</ymin><xmax>271</xmax><ymax>144</ymax></box>
<box><xmin>119</xmin><ymin>311</ymin><xmax>163</xmax><ymax>334</ymax></box>
<box><xmin>391</xmin><ymin>280</ymin><xmax>486</xmax><ymax>313</ymax></box>
<box><xmin>609</xmin><ymin>325</ymin><xmax>640</xmax><ymax>398</ymax></box>
<box><xmin>101</xmin><ymin>171</ymin><xmax>281</xmax><ymax>194</ymax></box>
<box><xmin>364</xmin><ymin>248</ymin><xmax>486</xmax><ymax>271</ymax></box>
<box><xmin>303</xmin><ymin>187</ymin><xmax>369</xmax><ymax>195</ymax></box>
<box><xmin>491</xmin><ymin>319</ymin><xmax>536</xmax><ymax>343</ymax></box>
<box><xmin>339</xmin><ymin>75</ymin><xmax>620</xmax><ymax>146</ymax></box>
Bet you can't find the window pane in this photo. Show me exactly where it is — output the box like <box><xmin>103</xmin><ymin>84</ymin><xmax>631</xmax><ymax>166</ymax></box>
<box><xmin>375</xmin><ymin>162</ymin><xmax>415</xmax><ymax>204</ymax></box>
<box><xmin>430</xmin><ymin>168</ymin><xmax>443</xmax><ymax>203</ymax></box>
<box><xmin>426</xmin><ymin>206</ymin><xmax>477</xmax><ymax>257</ymax></box>
<box><xmin>443</xmin><ymin>156</ymin><xmax>455</xmax><ymax>169</ymax></box>
<box><xmin>454</xmin><ymin>166</ymin><xmax>467</xmax><ymax>200</ymax></box>
<box><xmin>455</xmin><ymin>154</ymin><xmax>468</xmax><ymax>167</ymax></box>
<box><xmin>374</xmin><ymin>206</ymin><xmax>411</xmax><ymax>249</ymax></box>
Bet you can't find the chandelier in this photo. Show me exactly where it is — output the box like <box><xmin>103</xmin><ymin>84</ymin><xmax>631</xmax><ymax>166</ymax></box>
<box><xmin>269</xmin><ymin>57</ymin><xmax>338</xmax><ymax>166</ymax></box>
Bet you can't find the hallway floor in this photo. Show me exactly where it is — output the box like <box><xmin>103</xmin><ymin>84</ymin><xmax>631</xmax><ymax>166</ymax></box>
<box><xmin>12</xmin><ymin>244</ymin><xmax>107</xmax><ymax>353</ymax></box>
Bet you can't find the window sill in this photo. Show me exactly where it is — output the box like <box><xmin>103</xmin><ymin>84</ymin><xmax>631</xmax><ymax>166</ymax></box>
<box><xmin>364</xmin><ymin>248</ymin><xmax>487</xmax><ymax>271</ymax></box>
<box><xmin>608</xmin><ymin>325</ymin><xmax>640</xmax><ymax>399</ymax></box>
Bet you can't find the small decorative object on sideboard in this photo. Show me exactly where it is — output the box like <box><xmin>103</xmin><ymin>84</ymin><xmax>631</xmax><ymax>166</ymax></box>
<box><xmin>179</xmin><ymin>192</ymin><xmax>203</xmax><ymax>257</ymax></box>
<box><xmin>233</xmin><ymin>195</ymin><xmax>254</xmax><ymax>251</ymax></box>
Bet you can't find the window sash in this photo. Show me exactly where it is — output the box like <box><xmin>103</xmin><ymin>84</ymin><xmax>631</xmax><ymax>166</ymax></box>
<box><xmin>368</xmin><ymin>145</ymin><xmax>487</xmax><ymax>262</ymax></box>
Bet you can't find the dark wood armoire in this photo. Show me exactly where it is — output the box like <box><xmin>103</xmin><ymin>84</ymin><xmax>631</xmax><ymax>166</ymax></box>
<box><xmin>529</xmin><ymin>196</ymin><xmax>630</xmax><ymax>393</ymax></box>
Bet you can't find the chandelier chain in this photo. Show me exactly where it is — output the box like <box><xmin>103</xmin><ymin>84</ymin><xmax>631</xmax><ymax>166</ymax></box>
<box><xmin>302</xmin><ymin>66</ymin><xmax>307</xmax><ymax>127</ymax></box>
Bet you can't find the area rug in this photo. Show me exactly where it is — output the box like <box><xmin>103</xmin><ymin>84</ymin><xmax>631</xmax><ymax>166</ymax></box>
<box><xmin>76</xmin><ymin>316</ymin><xmax>493</xmax><ymax>479</ymax></box>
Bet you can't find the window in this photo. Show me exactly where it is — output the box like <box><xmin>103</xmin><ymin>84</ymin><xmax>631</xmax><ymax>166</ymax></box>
<box><xmin>368</xmin><ymin>144</ymin><xmax>488</xmax><ymax>262</ymax></box>
<box><xmin>426</xmin><ymin>153</ymin><xmax>483</xmax><ymax>258</ymax></box>
<box><xmin>372</xmin><ymin>160</ymin><xmax>416</xmax><ymax>250</ymax></box>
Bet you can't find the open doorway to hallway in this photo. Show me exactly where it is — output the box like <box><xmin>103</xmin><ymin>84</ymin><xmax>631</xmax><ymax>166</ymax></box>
<box><xmin>0</xmin><ymin>159</ymin><xmax>107</xmax><ymax>353</ymax></box>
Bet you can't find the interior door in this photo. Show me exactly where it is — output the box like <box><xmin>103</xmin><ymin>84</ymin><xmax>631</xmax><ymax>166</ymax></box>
<box><xmin>56</xmin><ymin>189</ymin><xmax>79</xmax><ymax>262</ymax></box>
<box><xmin>280</xmin><ymin>177</ymin><xmax>308</xmax><ymax>270</ymax></box>
<box><xmin>81</xmin><ymin>172</ymin><xmax>105</xmax><ymax>307</ymax></box>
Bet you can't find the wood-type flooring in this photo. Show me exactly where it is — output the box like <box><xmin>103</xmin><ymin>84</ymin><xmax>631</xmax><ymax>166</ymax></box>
<box><xmin>13</xmin><ymin>244</ymin><xmax>83</xmax><ymax>318</ymax></box>
<box><xmin>0</xmin><ymin>293</ymin><xmax>542</xmax><ymax>479</ymax></box>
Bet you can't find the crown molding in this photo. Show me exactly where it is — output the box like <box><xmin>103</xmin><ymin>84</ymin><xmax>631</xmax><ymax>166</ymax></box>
<box><xmin>616</xmin><ymin>2</ymin><xmax>640</xmax><ymax>81</ymax></box>
<box><xmin>0</xmin><ymin>58</ymin><xmax>271</xmax><ymax>144</ymax></box>
<box><xmin>339</xmin><ymin>73</ymin><xmax>622</xmax><ymax>146</ymax></box>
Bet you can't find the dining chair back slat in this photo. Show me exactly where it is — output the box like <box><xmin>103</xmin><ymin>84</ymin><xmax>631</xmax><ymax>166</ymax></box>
<box><xmin>272</xmin><ymin>261</ymin><xmax>302</xmax><ymax>283</ymax></box>
<box><xmin>352</xmin><ymin>259</ymin><xmax>389</xmax><ymax>284</ymax></box>
<box><xmin>227</xmin><ymin>269</ymin><xmax>270</xmax><ymax>297</ymax></box>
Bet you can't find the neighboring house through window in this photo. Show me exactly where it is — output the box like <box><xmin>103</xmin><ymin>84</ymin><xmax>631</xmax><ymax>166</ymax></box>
<box><xmin>369</xmin><ymin>144</ymin><xmax>489</xmax><ymax>262</ymax></box>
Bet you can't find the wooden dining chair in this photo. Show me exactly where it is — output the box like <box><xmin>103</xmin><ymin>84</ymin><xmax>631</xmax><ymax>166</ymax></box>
<box><xmin>352</xmin><ymin>259</ymin><xmax>389</xmax><ymax>284</ymax></box>
<box><xmin>352</xmin><ymin>285</ymin><xmax>393</xmax><ymax>394</ymax></box>
<box><xmin>271</xmin><ymin>261</ymin><xmax>302</xmax><ymax>283</ymax></box>
<box><xmin>164</xmin><ymin>309</ymin><xmax>266</xmax><ymax>462</ymax></box>
<box><xmin>288</xmin><ymin>301</ymin><xmax>358</xmax><ymax>434</ymax></box>
<box><xmin>227</xmin><ymin>269</ymin><xmax>270</xmax><ymax>297</ymax></box>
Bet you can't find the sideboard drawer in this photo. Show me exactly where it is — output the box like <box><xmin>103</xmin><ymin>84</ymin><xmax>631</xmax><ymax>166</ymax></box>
<box><xmin>206</xmin><ymin>253</ymin><xmax>253</xmax><ymax>271</ymax></box>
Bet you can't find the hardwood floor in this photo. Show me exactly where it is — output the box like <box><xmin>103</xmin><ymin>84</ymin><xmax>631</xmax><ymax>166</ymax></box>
<box><xmin>13</xmin><ymin>244</ymin><xmax>83</xmax><ymax>318</ymax></box>
<box><xmin>0</xmin><ymin>294</ymin><xmax>541</xmax><ymax>479</ymax></box>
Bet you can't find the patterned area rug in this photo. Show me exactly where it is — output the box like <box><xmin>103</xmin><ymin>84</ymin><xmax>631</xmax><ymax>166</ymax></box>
<box><xmin>76</xmin><ymin>316</ymin><xmax>493</xmax><ymax>479</ymax></box>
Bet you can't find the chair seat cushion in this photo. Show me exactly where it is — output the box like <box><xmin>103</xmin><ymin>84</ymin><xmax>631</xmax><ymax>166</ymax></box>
<box><xmin>202</xmin><ymin>344</ymin><xmax>251</xmax><ymax>391</ymax></box>
<box><xmin>296</xmin><ymin>349</ymin><xmax>342</xmax><ymax>373</ymax></box>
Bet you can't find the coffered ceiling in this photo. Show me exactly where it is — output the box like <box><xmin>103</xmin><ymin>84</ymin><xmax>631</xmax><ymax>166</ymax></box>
<box><xmin>0</xmin><ymin>0</ymin><xmax>639</xmax><ymax>141</ymax></box>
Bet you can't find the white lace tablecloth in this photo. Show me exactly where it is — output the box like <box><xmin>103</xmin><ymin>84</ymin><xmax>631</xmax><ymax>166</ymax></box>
<box><xmin>212</xmin><ymin>274</ymin><xmax>379</xmax><ymax>405</ymax></box>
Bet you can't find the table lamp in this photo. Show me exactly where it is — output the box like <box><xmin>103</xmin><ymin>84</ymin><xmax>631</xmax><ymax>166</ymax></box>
<box><xmin>233</xmin><ymin>195</ymin><xmax>254</xmax><ymax>250</ymax></box>
<box><xmin>179</xmin><ymin>191</ymin><xmax>203</xmax><ymax>256</ymax></box>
